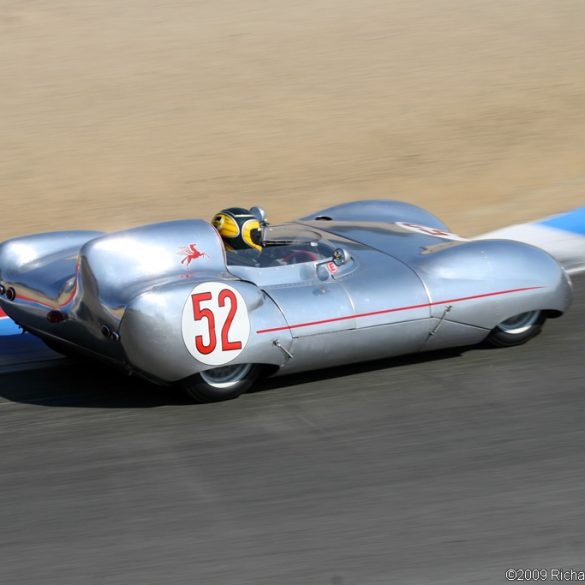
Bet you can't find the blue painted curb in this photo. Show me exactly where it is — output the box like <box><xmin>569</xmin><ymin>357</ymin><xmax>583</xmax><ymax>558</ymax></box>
<box><xmin>539</xmin><ymin>207</ymin><xmax>585</xmax><ymax>236</ymax></box>
<box><xmin>0</xmin><ymin>318</ymin><xmax>22</xmax><ymax>336</ymax></box>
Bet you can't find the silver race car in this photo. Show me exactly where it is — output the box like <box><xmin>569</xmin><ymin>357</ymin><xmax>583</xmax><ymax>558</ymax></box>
<box><xmin>0</xmin><ymin>200</ymin><xmax>572</xmax><ymax>402</ymax></box>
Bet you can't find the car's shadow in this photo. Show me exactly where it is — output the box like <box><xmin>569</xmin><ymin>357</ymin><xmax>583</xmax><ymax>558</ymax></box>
<box><xmin>0</xmin><ymin>358</ymin><xmax>192</xmax><ymax>408</ymax></box>
<box><xmin>0</xmin><ymin>346</ymin><xmax>475</xmax><ymax>409</ymax></box>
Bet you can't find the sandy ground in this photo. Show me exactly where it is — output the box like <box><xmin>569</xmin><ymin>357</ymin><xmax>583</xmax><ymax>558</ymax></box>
<box><xmin>1</xmin><ymin>0</ymin><xmax>584</xmax><ymax>239</ymax></box>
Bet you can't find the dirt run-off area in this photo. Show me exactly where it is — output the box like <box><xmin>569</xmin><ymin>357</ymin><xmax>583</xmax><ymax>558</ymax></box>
<box><xmin>1</xmin><ymin>0</ymin><xmax>584</xmax><ymax>239</ymax></box>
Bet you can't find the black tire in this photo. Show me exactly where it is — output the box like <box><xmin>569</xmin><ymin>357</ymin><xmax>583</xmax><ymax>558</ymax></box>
<box><xmin>485</xmin><ymin>310</ymin><xmax>546</xmax><ymax>348</ymax></box>
<box><xmin>180</xmin><ymin>363</ymin><xmax>261</xmax><ymax>403</ymax></box>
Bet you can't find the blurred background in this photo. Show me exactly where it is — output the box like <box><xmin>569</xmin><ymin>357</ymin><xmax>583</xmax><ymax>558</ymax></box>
<box><xmin>1</xmin><ymin>0</ymin><xmax>584</xmax><ymax>236</ymax></box>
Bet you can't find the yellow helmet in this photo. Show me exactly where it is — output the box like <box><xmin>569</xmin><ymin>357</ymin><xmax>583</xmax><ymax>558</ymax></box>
<box><xmin>212</xmin><ymin>207</ymin><xmax>261</xmax><ymax>251</ymax></box>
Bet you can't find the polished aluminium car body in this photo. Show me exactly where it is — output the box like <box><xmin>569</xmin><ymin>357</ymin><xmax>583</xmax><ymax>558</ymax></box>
<box><xmin>0</xmin><ymin>200</ymin><xmax>572</xmax><ymax>395</ymax></box>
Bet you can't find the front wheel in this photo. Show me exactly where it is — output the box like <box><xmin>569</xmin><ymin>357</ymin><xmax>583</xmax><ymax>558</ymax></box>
<box><xmin>180</xmin><ymin>363</ymin><xmax>261</xmax><ymax>403</ymax></box>
<box><xmin>485</xmin><ymin>310</ymin><xmax>546</xmax><ymax>348</ymax></box>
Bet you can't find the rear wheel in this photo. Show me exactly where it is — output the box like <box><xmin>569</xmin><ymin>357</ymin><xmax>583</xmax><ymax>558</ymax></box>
<box><xmin>180</xmin><ymin>363</ymin><xmax>261</xmax><ymax>403</ymax></box>
<box><xmin>485</xmin><ymin>310</ymin><xmax>546</xmax><ymax>347</ymax></box>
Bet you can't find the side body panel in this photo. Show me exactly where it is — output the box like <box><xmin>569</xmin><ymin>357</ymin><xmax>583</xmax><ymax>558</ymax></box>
<box><xmin>274</xmin><ymin>321</ymin><xmax>432</xmax><ymax>375</ymax></box>
<box><xmin>232</xmin><ymin>238</ymin><xmax>432</xmax><ymax>375</ymax></box>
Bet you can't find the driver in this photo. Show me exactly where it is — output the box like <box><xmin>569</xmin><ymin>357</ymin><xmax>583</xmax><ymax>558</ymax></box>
<box><xmin>212</xmin><ymin>207</ymin><xmax>323</xmax><ymax>267</ymax></box>
<box><xmin>212</xmin><ymin>207</ymin><xmax>262</xmax><ymax>253</ymax></box>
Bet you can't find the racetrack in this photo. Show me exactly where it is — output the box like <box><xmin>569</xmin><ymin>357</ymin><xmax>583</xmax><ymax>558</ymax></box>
<box><xmin>1</xmin><ymin>275</ymin><xmax>583</xmax><ymax>584</ymax></box>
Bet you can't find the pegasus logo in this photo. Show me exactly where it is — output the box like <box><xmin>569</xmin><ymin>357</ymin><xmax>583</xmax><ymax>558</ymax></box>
<box><xmin>179</xmin><ymin>243</ymin><xmax>208</xmax><ymax>267</ymax></box>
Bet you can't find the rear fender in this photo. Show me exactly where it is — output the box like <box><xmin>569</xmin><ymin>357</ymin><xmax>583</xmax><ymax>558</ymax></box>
<box><xmin>0</xmin><ymin>231</ymin><xmax>102</xmax><ymax>333</ymax></box>
<box><xmin>0</xmin><ymin>231</ymin><xmax>102</xmax><ymax>308</ymax></box>
<box><xmin>120</xmin><ymin>278</ymin><xmax>293</xmax><ymax>383</ymax></box>
<box><xmin>70</xmin><ymin>220</ymin><xmax>230</xmax><ymax>346</ymax></box>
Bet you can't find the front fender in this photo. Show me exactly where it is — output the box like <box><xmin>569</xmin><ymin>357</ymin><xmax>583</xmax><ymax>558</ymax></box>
<box><xmin>299</xmin><ymin>200</ymin><xmax>450</xmax><ymax>231</ymax></box>
<box><xmin>412</xmin><ymin>239</ymin><xmax>572</xmax><ymax>330</ymax></box>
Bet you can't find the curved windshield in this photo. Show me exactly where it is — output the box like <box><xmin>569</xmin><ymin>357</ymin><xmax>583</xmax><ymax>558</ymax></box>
<box><xmin>262</xmin><ymin>224</ymin><xmax>322</xmax><ymax>246</ymax></box>
<box><xmin>226</xmin><ymin>223</ymin><xmax>334</xmax><ymax>267</ymax></box>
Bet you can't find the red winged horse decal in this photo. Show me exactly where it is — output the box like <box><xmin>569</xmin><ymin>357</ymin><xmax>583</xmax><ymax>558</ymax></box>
<box><xmin>178</xmin><ymin>243</ymin><xmax>208</xmax><ymax>267</ymax></box>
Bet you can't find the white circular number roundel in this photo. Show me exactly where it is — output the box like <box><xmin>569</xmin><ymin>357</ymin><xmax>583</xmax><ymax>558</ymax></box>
<box><xmin>181</xmin><ymin>283</ymin><xmax>250</xmax><ymax>366</ymax></box>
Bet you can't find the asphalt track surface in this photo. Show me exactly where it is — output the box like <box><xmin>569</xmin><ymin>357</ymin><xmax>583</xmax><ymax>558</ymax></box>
<box><xmin>1</xmin><ymin>276</ymin><xmax>584</xmax><ymax>585</ymax></box>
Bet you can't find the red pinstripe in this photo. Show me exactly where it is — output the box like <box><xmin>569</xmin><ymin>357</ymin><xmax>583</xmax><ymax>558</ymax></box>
<box><xmin>14</xmin><ymin>264</ymin><xmax>79</xmax><ymax>310</ymax></box>
<box><xmin>256</xmin><ymin>286</ymin><xmax>544</xmax><ymax>334</ymax></box>
<box><xmin>15</xmin><ymin>286</ymin><xmax>77</xmax><ymax>309</ymax></box>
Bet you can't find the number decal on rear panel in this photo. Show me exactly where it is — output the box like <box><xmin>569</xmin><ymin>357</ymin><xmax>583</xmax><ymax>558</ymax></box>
<box><xmin>182</xmin><ymin>283</ymin><xmax>250</xmax><ymax>365</ymax></box>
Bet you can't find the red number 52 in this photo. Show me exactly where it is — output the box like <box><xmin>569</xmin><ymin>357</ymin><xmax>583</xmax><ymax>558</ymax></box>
<box><xmin>191</xmin><ymin>288</ymin><xmax>243</xmax><ymax>355</ymax></box>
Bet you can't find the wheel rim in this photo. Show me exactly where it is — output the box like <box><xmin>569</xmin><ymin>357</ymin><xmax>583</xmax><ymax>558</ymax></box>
<box><xmin>200</xmin><ymin>364</ymin><xmax>252</xmax><ymax>389</ymax></box>
<box><xmin>497</xmin><ymin>311</ymin><xmax>541</xmax><ymax>335</ymax></box>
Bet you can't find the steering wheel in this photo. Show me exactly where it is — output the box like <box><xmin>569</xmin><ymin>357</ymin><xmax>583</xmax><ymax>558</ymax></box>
<box><xmin>282</xmin><ymin>249</ymin><xmax>319</xmax><ymax>265</ymax></box>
